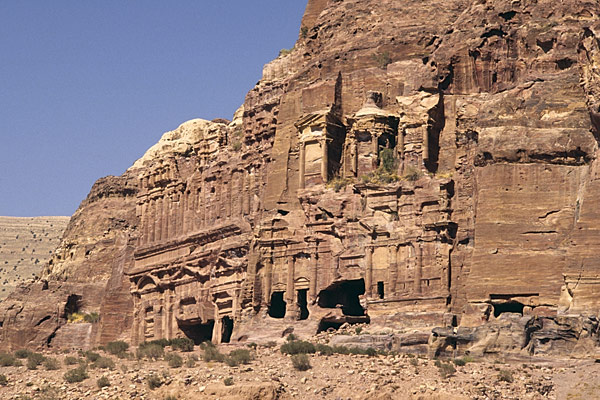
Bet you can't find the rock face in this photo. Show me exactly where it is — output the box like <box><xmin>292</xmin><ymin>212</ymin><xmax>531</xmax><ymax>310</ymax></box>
<box><xmin>0</xmin><ymin>216</ymin><xmax>69</xmax><ymax>299</ymax></box>
<box><xmin>2</xmin><ymin>0</ymin><xmax>600</xmax><ymax>355</ymax></box>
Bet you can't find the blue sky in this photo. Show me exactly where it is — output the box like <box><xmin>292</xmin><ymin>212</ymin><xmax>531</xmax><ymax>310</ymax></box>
<box><xmin>0</xmin><ymin>1</ymin><xmax>306</xmax><ymax>217</ymax></box>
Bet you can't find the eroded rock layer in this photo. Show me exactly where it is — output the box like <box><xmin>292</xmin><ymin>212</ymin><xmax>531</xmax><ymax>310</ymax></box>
<box><xmin>2</xmin><ymin>0</ymin><xmax>600</xmax><ymax>356</ymax></box>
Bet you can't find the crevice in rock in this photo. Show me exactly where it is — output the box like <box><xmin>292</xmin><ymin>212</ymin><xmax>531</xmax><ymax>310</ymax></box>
<box><xmin>35</xmin><ymin>316</ymin><xmax>51</xmax><ymax>326</ymax></box>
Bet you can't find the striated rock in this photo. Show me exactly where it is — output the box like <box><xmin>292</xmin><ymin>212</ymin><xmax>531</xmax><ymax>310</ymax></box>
<box><xmin>2</xmin><ymin>0</ymin><xmax>600</xmax><ymax>358</ymax></box>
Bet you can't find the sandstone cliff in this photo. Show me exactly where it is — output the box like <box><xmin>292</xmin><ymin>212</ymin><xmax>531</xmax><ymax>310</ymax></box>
<box><xmin>0</xmin><ymin>216</ymin><xmax>69</xmax><ymax>299</ymax></box>
<box><xmin>2</xmin><ymin>0</ymin><xmax>600</xmax><ymax>357</ymax></box>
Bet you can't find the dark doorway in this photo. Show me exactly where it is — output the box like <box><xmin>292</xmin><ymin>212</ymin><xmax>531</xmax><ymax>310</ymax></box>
<box><xmin>179</xmin><ymin>320</ymin><xmax>214</xmax><ymax>345</ymax></box>
<box><xmin>317</xmin><ymin>279</ymin><xmax>365</xmax><ymax>316</ymax></box>
<box><xmin>64</xmin><ymin>294</ymin><xmax>82</xmax><ymax>317</ymax></box>
<box><xmin>377</xmin><ymin>281</ymin><xmax>384</xmax><ymax>299</ymax></box>
<box><xmin>268</xmin><ymin>291</ymin><xmax>286</xmax><ymax>318</ymax></box>
<box><xmin>297</xmin><ymin>289</ymin><xmax>309</xmax><ymax>320</ymax></box>
<box><xmin>221</xmin><ymin>316</ymin><xmax>234</xmax><ymax>343</ymax></box>
<box><xmin>493</xmin><ymin>302</ymin><xmax>524</xmax><ymax>318</ymax></box>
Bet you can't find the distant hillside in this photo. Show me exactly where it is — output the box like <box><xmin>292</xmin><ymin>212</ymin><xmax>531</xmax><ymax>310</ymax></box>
<box><xmin>0</xmin><ymin>216</ymin><xmax>69</xmax><ymax>299</ymax></box>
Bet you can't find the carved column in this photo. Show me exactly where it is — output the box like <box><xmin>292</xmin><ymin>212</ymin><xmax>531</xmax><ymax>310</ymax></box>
<box><xmin>286</xmin><ymin>254</ymin><xmax>296</xmax><ymax>319</ymax></box>
<box><xmin>415</xmin><ymin>242</ymin><xmax>423</xmax><ymax>294</ymax></box>
<box><xmin>132</xmin><ymin>297</ymin><xmax>140</xmax><ymax>345</ymax></box>
<box><xmin>142</xmin><ymin>202</ymin><xmax>149</xmax><ymax>244</ymax></box>
<box><xmin>263</xmin><ymin>256</ymin><xmax>272</xmax><ymax>306</ymax></box>
<box><xmin>299</xmin><ymin>143</ymin><xmax>306</xmax><ymax>189</ymax></box>
<box><xmin>389</xmin><ymin>244</ymin><xmax>398</xmax><ymax>298</ymax></box>
<box><xmin>309</xmin><ymin>242</ymin><xmax>318</xmax><ymax>302</ymax></box>
<box><xmin>162</xmin><ymin>195</ymin><xmax>170</xmax><ymax>240</ymax></box>
<box><xmin>365</xmin><ymin>246</ymin><xmax>373</xmax><ymax>298</ymax></box>
<box><xmin>156</xmin><ymin>197</ymin><xmax>164</xmax><ymax>242</ymax></box>
<box><xmin>149</xmin><ymin>199</ymin><xmax>156</xmax><ymax>243</ymax></box>
<box><xmin>321</xmin><ymin>139</ymin><xmax>328</xmax><ymax>182</ymax></box>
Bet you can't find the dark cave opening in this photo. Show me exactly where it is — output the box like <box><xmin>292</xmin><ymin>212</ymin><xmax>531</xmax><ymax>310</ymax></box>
<box><xmin>221</xmin><ymin>316</ymin><xmax>234</xmax><ymax>343</ymax></box>
<box><xmin>297</xmin><ymin>289</ymin><xmax>309</xmax><ymax>320</ymax></box>
<box><xmin>493</xmin><ymin>302</ymin><xmax>525</xmax><ymax>318</ymax></box>
<box><xmin>179</xmin><ymin>320</ymin><xmax>215</xmax><ymax>345</ymax></box>
<box><xmin>317</xmin><ymin>279</ymin><xmax>365</xmax><ymax>316</ymax></box>
<box><xmin>268</xmin><ymin>292</ymin><xmax>287</xmax><ymax>319</ymax></box>
<box><xmin>64</xmin><ymin>294</ymin><xmax>82</xmax><ymax>317</ymax></box>
<box><xmin>377</xmin><ymin>281</ymin><xmax>385</xmax><ymax>299</ymax></box>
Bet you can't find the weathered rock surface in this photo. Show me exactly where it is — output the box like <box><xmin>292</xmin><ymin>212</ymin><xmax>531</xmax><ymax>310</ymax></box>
<box><xmin>2</xmin><ymin>0</ymin><xmax>600</xmax><ymax>358</ymax></box>
<box><xmin>0</xmin><ymin>216</ymin><xmax>69</xmax><ymax>299</ymax></box>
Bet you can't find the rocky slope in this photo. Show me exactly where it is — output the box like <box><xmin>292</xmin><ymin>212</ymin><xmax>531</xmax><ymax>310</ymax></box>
<box><xmin>1</xmin><ymin>0</ymin><xmax>600</xmax><ymax>365</ymax></box>
<box><xmin>0</xmin><ymin>216</ymin><xmax>69</xmax><ymax>299</ymax></box>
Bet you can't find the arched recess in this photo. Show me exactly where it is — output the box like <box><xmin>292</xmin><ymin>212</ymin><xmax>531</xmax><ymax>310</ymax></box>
<box><xmin>295</xmin><ymin>277</ymin><xmax>310</xmax><ymax>320</ymax></box>
<box><xmin>137</xmin><ymin>275</ymin><xmax>158</xmax><ymax>292</ymax></box>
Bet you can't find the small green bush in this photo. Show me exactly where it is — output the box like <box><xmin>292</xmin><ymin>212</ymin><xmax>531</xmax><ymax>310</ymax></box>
<box><xmin>170</xmin><ymin>338</ymin><xmax>194</xmax><ymax>352</ymax></box>
<box><xmin>165</xmin><ymin>396</ymin><xmax>178</xmax><ymax>400</ymax></box>
<box><xmin>453</xmin><ymin>357</ymin><xmax>466</xmax><ymax>366</ymax></box>
<box><xmin>97</xmin><ymin>376</ymin><xmax>110</xmax><ymax>388</ymax></box>
<box><xmin>146</xmin><ymin>373</ymin><xmax>163</xmax><ymax>390</ymax></box>
<box><xmin>286</xmin><ymin>333</ymin><xmax>298</xmax><ymax>342</ymax></box>
<box><xmin>0</xmin><ymin>352</ymin><xmax>18</xmax><ymax>366</ymax></box>
<box><xmin>280</xmin><ymin>340</ymin><xmax>315</xmax><ymax>355</ymax></box>
<box><xmin>315</xmin><ymin>344</ymin><xmax>334</xmax><ymax>356</ymax></box>
<box><xmin>224</xmin><ymin>377</ymin><xmax>234</xmax><ymax>386</ymax></box>
<box><xmin>83</xmin><ymin>312</ymin><xmax>100</xmax><ymax>323</ymax></box>
<box><xmin>165</xmin><ymin>353</ymin><xmax>183</xmax><ymax>368</ymax></box>
<box><xmin>26</xmin><ymin>352</ymin><xmax>45</xmax><ymax>369</ymax></box>
<box><xmin>498</xmin><ymin>369</ymin><xmax>514</xmax><ymax>383</ymax></box>
<box><xmin>14</xmin><ymin>349</ymin><xmax>32</xmax><ymax>359</ymax></box>
<box><xmin>0</xmin><ymin>374</ymin><xmax>7</xmax><ymax>386</ymax></box>
<box><xmin>185</xmin><ymin>356</ymin><xmax>196</xmax><ymax>368</ymax></box>
<box><xmin>105</xmin><ymin>341</ymin><xmax>129</xmax><ymax>356</ymax></box>
<box><xmin>203</xmin><ymin>346</ymin><xmax>225</xmax><ymax>362</ymax></box>
<box><xmin>43</xmin><ymin>357</ymin><xmax>60</xmax><ymax>370</ymax></box>
<box><xmin>64</xmin><ymin>366</ymin><xmax>88</xmax><ymax>383</ymax></box>
<box><xmin>291</xmin><ymin>354</ymin><xmax>311</xmax><ymax>371</ymax></box>
<box><xmin>148</xmin><ymin>339</ymin><xmax>170</xmax><ymax>348</ymax></box>
<box><xmin>279</xmin><ymin>47</ymin><xmax>294</xmax><ymax>57</ymax></box>
<box><xmin>83</xmin><ymin>351</ymin><xmax>100</xmax><ymax>362</ymax></box>
<box><xmin>435</xmin><ymin>360</ymin><xmax>456</xmax><ymax>378</ymax></box>
<box><xmin>64</xmin><ymin>356</ymin><xmax>81</xmax><ymax>365</ymax></box>
<box><xmin>403</xmin><ymin>165</ymin><xmax>423</xmax><ymax>182</ymax></box>
<box><xmin>301</xmin><ymin>26</ymin><xmax>309</xmax><ymax>39</ymax></box>
<box><xmin>137</xmin><ymin>343</ymin><xmax>164</xmax><ymax>360</ymax></box>
<box><xmin>225</xmin><ymin>349</ymin><xmax>252</xmax><ymax>367</ymax></box>
<box><xmin>373</xmin><ymin>51</ymin><xmax>392</xmax><ymax>69</ymax></box>
<box><xmin>92</xmin><ymin>356</ymin><xmax>115</xmax><ymax>370</ymax></box>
